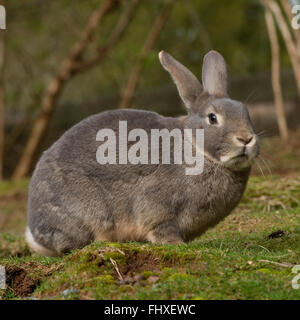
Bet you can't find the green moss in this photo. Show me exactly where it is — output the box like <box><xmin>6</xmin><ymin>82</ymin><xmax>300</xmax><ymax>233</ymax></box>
<box><xmin>102</xmin><ymin>251</ymin><xmax>126</xmax><ymax>263</ymax></box>
<box><xmin>107</xmin><ymin>242</ymin><xmax>121</xmax><ymax>248</ymax></box>
<box><xmin>168</xmin><ymin>273</ymin><xmax>194</xmax><ymax>280</ymax></box>
<box><xmin>142</xmin><ymin>271</ymin><xmax>160</xmax><ymax>279</ymax></box>
<box><xmin>92</xmin><ymin>275</ymin><xmax>115</xmax><ymax>283</ymax></box>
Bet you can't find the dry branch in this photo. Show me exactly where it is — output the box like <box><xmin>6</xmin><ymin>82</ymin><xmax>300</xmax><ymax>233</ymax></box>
<box><xmin>280</xmin><ymin>0</ymin><xmax>300</xmax><ymax>50</ymax></box>
<box><xmin>265</xmin><ymin>0</ymin><xmax>300</xmax><ymax>100</ymax></box>
<box><xmin>119</xmin><ymin>0</ymin><xmax>175</xmax><ymax>108</ymax></box>
<box><xmin>264</xmin><ymin>8</ymin><xmax>289</xmax><ymax>140</ymax></box>
<box><xmin>13</xmin><ymin>0</ymin><xmax>142</xmax><ymax>179</ymax></box>
<box><xmin>12</xmin><ymin>0</ymin><xmax>119</xmax><ymax>180</ymax></box>
<box><xmin>73</xmin><ymin>0</ymin><xmax>140</xmax><ymax>73</ymax></box>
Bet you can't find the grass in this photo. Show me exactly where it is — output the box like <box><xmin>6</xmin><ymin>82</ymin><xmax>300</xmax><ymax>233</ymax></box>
<box><xmin>0</xmin><ymin>173</ymin><xmax>299</xmax><ymax>300</ymax></box>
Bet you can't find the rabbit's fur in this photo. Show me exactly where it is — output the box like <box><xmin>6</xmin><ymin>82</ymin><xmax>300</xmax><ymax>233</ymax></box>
<box><xmin>27</xmin><ymin>50</ymin><xmax>259</xmax><ymax>256</ymax></box>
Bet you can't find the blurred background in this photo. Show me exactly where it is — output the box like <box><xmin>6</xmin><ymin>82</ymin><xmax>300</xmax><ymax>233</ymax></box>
<box><xmin>1</xmin><ymin>0</ymin><xmax>300</xmax><ymax>179</ymax></box>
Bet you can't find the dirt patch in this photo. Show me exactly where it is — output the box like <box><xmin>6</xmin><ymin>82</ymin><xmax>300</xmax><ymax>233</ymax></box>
<box><xmin>5</xmin><ymin>265</ymin><xmax>39</xmax><ymax>297</ymax></box>
<box><xmin>89</xmin><ymin>249</ymin><xmax>163</xmax><ymax>276</ymax></box>
<box><xmin>4</xmin><ymin>262</ymin><xmax>63</xmax><ymax>298</ymax></box>
<box><xmin>87</xmin><ymin>247</ymin><xmax>173</xmax><ymax>284</ymax></box>
<box><xmin>118</xmin><ymin>250</ymin><xmax>162</xmax><ymax>276</ymax></box>
<box><xmin>106</xmin><ymin>249</ymin><xmax>169</xmax><ymax>286</ymax></box>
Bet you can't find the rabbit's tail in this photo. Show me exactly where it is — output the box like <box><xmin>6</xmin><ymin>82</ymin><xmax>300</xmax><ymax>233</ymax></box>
<box><xmin>25</xmin><ymin>227</ymin><xmax>57</xmax><ymax>257</ymax></box>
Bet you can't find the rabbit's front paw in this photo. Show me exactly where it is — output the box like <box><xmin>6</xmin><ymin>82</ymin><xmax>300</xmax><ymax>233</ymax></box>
<box><xmin>147</xmin><ymin>223</ymin><xmax>184</xmax><ymax>245</ymax></box>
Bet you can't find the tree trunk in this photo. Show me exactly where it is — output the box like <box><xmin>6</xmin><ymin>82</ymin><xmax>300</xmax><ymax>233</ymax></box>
<box><xmin>119</xmin><ymin>0</ymin><xmax>175</xmax><ymax>108</ymax></box>
<box><xmin>264</xmin><ymin>8</ymin><xmax>289</xmax><ymax>140</ymax></box>
<box><xmin>12</xmin><ymin>0</ymin><xmax>119</xmax><ymax>180</ymax></box>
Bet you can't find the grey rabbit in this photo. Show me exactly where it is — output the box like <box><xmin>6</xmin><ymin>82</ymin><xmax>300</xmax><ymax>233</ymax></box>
<box><xmin>26</xmin><ymin>50</ymin><xmax>259</xmax><ymax>256</ymax></box>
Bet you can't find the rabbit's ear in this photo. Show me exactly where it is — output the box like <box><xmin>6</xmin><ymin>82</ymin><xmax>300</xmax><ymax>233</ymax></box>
<box><xmin>159</xmin><ymin>51</ymin><xmax>202</xmax><ymax>109</ymax></box>
<box><xmin>202</xmin><ymin>50</ymin><xmax>228</xmax><ymax>97</ymax></box>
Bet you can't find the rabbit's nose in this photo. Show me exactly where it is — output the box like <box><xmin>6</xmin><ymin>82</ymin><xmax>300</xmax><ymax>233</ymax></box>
<box><xmin>236</xmin><ymin>135</ymin><xmax>253</xmax><ymax>146</ymax></box>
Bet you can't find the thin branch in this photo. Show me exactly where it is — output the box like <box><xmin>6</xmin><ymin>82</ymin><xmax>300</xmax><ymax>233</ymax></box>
<box><xmin>280</xmin><ymin>0</ymin><xmax>300</xmax><ymax>50</ymax></box>
<box><xmin>264</xmin><ymin>8</ymin><xmax>289</xmax><ymax>140</ymax></box>
<box><xmin>12</xmin><ymin>0</ymin><xmax>118</xmax><ymax>180</ymax></box>
<box><xmin>73</xmin><ymin>0</ymin><xmax>141</xmax><ymax>73</ymax></box>
<box><xmin>110</xmin><ymin>258</ymin><xmax>123</xmax><ymax>280</ymax></box>
<box><xmin>258</xmin><ymin>259</ymin><xmax>293</xmax><ymax>268</ymax></box>
<box><xmin>184</xmin><ymin>0</ymin><xmax>212</xmax><ymax>51</ymax></box>
<box><xmin>67</xmin><ymin>0</ymin><xmax>119</xmax><ymax>66</ymax></box>
<box><xmin>265</xmin><ymin>0</ymin><xmax>300</xmax><ymax>101</ymax></box>
<box><xmin>119</xmin><ymin>0</ymin><xmax>175</xmax><ymax>108</ymax></box>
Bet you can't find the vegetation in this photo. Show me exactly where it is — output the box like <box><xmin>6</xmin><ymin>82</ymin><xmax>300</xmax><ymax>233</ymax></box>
<box><xmin>3</xmin><ymin>0</ymin><xmax>299</xmax><ymax>178</ymax></box>
<box><xmin>0</xmin><ymin>140</ymin><xmax>299</xmax><ymax>299</ymax></box>
<box><xmin>0</xmin><ymin>0</ymin><xmax>299</xmax><ymax>301</ymax></box>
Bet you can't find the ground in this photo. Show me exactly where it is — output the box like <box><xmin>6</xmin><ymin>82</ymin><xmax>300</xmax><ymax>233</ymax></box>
<box><xmin>0</xmin><ymin>133</ymin><xmax>299</xmax><ymax>300</ymax></box>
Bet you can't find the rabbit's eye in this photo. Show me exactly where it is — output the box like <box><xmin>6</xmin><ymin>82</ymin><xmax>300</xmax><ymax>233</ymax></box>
<box><xmin>208</xmin><ymin>113</ymin><xmax>218</xmax><ymax>125</ymax></box>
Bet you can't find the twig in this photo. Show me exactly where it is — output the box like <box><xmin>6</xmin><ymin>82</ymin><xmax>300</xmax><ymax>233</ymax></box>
<box><xmin>110</xmin><ymin>258</ymin><xmax>123</xmax><ymax>280</ymax></box>
<box><xmin>73</xmin><ymin>0</ymin><xmax>141</xmax><ymax>73</ymax></box>
<box><xmin>116</xmin><ymin>248</ymin><xmax>125</xmax><ymax>255</ymax></box>
<box><xmin>12</xmin><ymin>0</ymin><xmax>119</xmax><ymax>180</ymax></box>
<box><xmin>258</xmin><ymin>259</ymin><xmax>293</xmax><ymax>268</ymax></box>
<box><xmin>119</xmin><ymin>0</ymin><xmax>175</xmax><ymax>108</ymax></box>
<box><xmin>264</xmin><ymin>6</ymin><xmax>289</xmax><ymax>140</ymax></box>
<box><xmin>263</xmin><ymin>0</ymin><xmax>300</xmax><ymax>101</ymax></box>
<box><xmin>280</xmin><ymin>0</ymin><xmax>300</xmax><ymax>49</ymax></box>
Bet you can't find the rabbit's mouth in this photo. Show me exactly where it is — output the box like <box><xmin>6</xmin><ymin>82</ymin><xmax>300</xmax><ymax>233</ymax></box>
<box><xmin>220</xmin><ymin>152</ymin><xmax>254</xmax><ymax>171</ymax></box>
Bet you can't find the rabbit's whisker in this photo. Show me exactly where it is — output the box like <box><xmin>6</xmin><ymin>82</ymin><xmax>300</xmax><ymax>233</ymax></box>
<box><xmin>258</xmin><ymin>155</ymin><xmax>272</xmax><ymax>176</ymax></box>
<box><xmin>254</xmin><ymin>158</ymin><xmax>265</xmax><ymax>177</ymax></box>
<box><xmin>245</xmin><ymin>89</ymin><xmax>257</xmax><ymax>104</ymax></box>
<box><xmin>255</xmin><ymin>130</ymin><xmax>268</xmax><ymax>138</ymax></box>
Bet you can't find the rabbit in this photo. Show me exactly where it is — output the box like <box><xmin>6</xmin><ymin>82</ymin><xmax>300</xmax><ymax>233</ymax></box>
<box><xmin>26</xmin><ymin>50</ymin><xmax>259</xmax><ymax>256</ymax></box>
